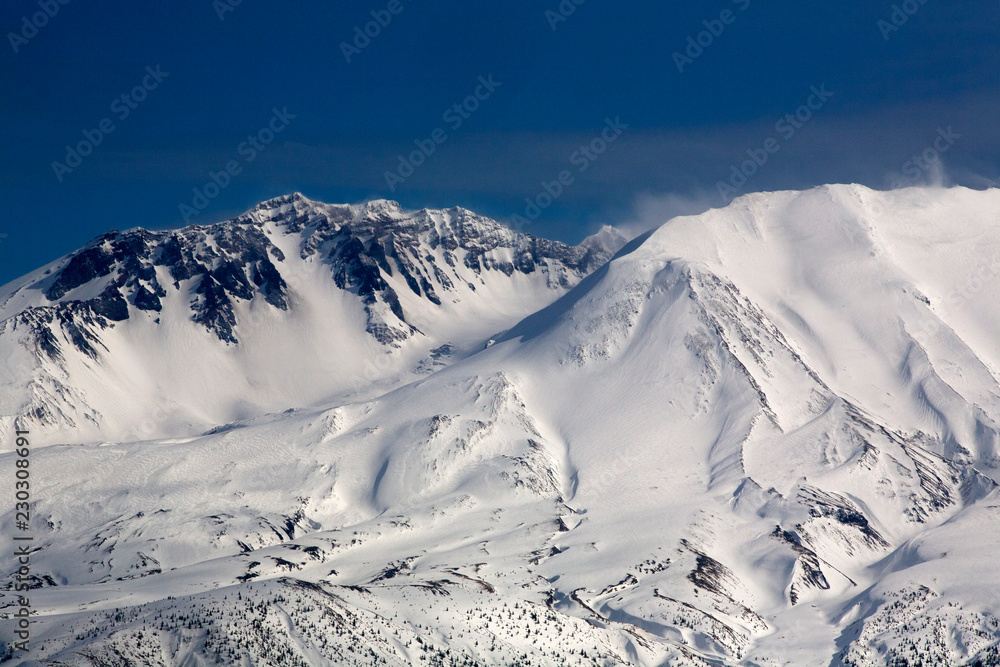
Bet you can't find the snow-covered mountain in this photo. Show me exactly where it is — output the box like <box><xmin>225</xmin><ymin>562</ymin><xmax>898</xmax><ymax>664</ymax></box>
<box><xmin>0</xmin><ymin>193</ymin><xmax>626</xmax><ymax>445</ymax></box>
<box><xmin>3</xmin><ymin>185</ymin><xmax>1000</xmax><ymax>666</ymax></box>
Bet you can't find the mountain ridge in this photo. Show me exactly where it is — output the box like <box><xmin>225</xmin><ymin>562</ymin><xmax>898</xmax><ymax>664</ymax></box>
<box><xmin>4</xmin><ymin>185</ymin><xmax>1000</xmax><ymax>666</ymax></box>
<box><xmin>0</xmin><ymin>193</ymin><xmax>627</xmax><ymax>444</ymax></box>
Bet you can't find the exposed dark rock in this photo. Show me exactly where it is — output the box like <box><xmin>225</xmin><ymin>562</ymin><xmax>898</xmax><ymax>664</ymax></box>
<box><xmin>89</xmin><ymin>286</ymin><xmax>129</xmax><ymax>322</ymax></box>
<box><xmin>773</xmin><ymin>526</ymin><xmax>830</xmax><ymax>604</ymax></box>
<box><xmin>688</xmin><ymin>550</ymin><xmax>732</xmax><ymax>598</ymax></box>
<box><xmin>133</xmin><ymin>285</ymin><xmax>162</xmax><ymax>312</ymax></box>
<box><xmin>251</xmin><ymin>258</ymin><xmax>288</xmax><ymax>310</ymax></box>
<box><xmin>46</xmin><ymin>243</ymin><xmax>116</xmax><ymax>301</ymax></box>
<box><xmin>212</xmin><ymin>260</ymin><xmax>256</xmax><ymax>301</ymax></box>
<box><xmin>798</xmin><ymin>486</ymin><xmax>890</xmax><ymax>549</ymax></box>
<box><xmin>193</xmin><ymin>274</ymin><xmax>238</xmax><ymax>345</ymax></box>
<box><xmin>15</xmin><ymin>194</ymin><xmax>623</xmax><ymax>358</ymax></box>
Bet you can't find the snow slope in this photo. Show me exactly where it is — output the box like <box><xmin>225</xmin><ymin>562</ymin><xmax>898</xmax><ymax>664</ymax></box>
<box><xmin>2</xmin><ymin>185</ymin><xmax>1000</xmax><ymax>666</ymax></box>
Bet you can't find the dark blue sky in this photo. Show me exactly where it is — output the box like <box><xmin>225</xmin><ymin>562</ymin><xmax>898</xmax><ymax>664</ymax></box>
<box><xmin>2</xmin><ymin>0</ymin><xmax>998</xmax><ymax>286</ymax></box>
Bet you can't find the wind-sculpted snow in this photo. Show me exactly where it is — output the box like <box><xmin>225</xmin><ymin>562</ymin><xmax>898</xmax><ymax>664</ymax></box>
<box><xmin>3</xmin><ymin>185</ymin><xmax>1000</xmax><ymax>666</ymax></box>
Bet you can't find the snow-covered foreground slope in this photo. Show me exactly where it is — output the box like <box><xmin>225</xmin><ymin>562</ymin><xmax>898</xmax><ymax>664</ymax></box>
<box><xmin>3</xmin><ymin>185</ymin><xmax>1000</xmax><ymax>666</ymax></box>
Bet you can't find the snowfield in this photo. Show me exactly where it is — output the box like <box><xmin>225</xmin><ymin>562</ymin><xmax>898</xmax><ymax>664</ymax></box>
<box><xmin>2</xmin><ymin>185</ymin><xmax>1000</xmax><ymax>666</ymax></box>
